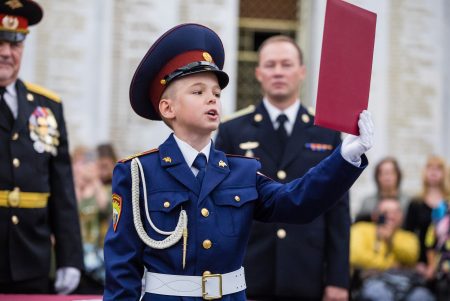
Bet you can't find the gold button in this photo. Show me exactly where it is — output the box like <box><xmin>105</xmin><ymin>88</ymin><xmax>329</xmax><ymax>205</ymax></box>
<box><xmin>12</xmin><ymin>132</ymin><xmax>19</xmax><ymax>140</ymax></box>
<box><xmin>12</xmin><ymin>158</ymin><xmax>20</xmax><ymax>168</ymax></box>
<box><xmin>27</xmin><ymin>93</ymin><xmax>34</xmax><ymax>101</ymax></box>
<box><xmin>234</xmin><ymin>195</ymin><xmax>240</xmax><ymax>202</ymax></box>
<box><xmin>277</xmin><ymin>228</ymin><xmax>286</xmax><ymax>239</ymax></box>
<box><xmin>202</xmin><ymin>239</ymin><xmax>212</xmax><ymax>249</ymax></box>
<box><xmin>203</xmin><ymin>271</ymin><xmax>211</xmax><ymax>276</ymax></box>
<box><xmin>301</xmin><ymin>114</ymin><xmax>310</xmax><ymax>123</ymax></box>
<box><xmin>254</xmin><ymin>114</ymin><xmax>263</xmax><ymax>122</ymax></box>
<box><xmin>11</xmin><ymin>215</ymin><xmax>19</xmax><ymax>225</ymax></box>
<box><xmin>277</xmin><ymin>170</ymin><xmax>286</xmax><ymax>180</ymax></box>
<box><xmin>163</xmin><ymin>201</ymin><xmax>170</xmax><ymax>208</ymax></box>
<box><xmin>201</xmin><ymin>208</ymin><xmax>209</xmax><ymax>217</ymax></box>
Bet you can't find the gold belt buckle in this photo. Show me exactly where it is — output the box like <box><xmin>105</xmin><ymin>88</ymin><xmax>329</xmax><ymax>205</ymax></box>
<box><xmin>202</xmin><ymin>273</ymin><xmax>222</xmax><ymax>300</ymax></box>
<box><xmin>7</xmin><ymin>188</ymin><xmax>20</xmax><ymax>207</ymax></box>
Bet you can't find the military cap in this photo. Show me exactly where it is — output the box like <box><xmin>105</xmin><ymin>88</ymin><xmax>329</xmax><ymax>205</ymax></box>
<box><xmin>0</xmin><ymin>0</ymin><xmax>42</xmax><ymax>42</ymax></box>
<box><xmin>130</xmin><ymin>23</ymin><xmax>229</xmax><ymax>120</ymax></box>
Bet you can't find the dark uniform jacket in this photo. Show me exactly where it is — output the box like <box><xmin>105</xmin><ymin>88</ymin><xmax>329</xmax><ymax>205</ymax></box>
<box><xmin>215</xmin><ymin>102</ymin><xmax>351</xmax><ymax>299</ymax></box>
<box><xmin>0</xmin><ymin>79</ymin><xmax>83</xmax><ymax>282</ymax></box>
<box><xmin>104</xmin><ymin>134</ymin><xmax>365</xmax><ymax>301</ymax></box>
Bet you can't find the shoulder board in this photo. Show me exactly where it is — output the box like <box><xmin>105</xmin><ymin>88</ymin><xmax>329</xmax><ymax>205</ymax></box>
<box><xmin>24</xmin><ymin>82</ymin><xmax>62</xmax><ymax>103</ymax></box>
<box><xmin>307</xmin><ymin>106</ymin><xmax>315</xmax><ymax>116</ymax></box>
<box><xmin>221</xmin><ymin>105</ymin><xmax>255</xmax><ymax>123</ymax></box>
<box><xmin>226</xmin><ymin>153</ymin><xmax>259</xmax><ymax>160</ymax></box>
<box><xmin>118</xmin><ymin>148</ymin><xmax>159</xmax><ymax>163</ymax></box>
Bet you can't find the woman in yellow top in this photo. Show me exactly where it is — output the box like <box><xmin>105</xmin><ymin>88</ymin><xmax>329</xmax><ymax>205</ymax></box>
<box><xmin>350</xmin><ymin>198</ymin><xmax>438</xmax><ymax>301</ymax></box>
<box><xmin>351</xmin><ymin>198</ymin><xmax>419</xmax><ymax>270</ymax></box>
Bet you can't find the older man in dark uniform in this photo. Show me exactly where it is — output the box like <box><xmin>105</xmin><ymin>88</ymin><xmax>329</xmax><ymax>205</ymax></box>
<box><xmin>0</xmin><ymin>0</ymin><xmax>83</xmax><ymax>294</ymax></box>
<box><xmin>216</xmin><ymin>36</ymin><xmax>351</xmax><ymax>301</ymax></box>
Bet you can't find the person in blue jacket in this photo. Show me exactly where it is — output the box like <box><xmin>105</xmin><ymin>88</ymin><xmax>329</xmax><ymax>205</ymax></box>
<box><xmin>103</xmin><ymin>23</ymin><xmax>373</xmax><ymax>301</ymax></box>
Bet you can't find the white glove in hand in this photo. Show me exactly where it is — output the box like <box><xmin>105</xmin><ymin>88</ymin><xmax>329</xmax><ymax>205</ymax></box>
<box><xmin>54</xmin><ymin>267</ymin><xmax>81</xmax><ymax>295</ymax></box>
<box><xmin>341</xmin><ymin>110</ymin><xmax>374</xmax><ymax>166</ymax></box>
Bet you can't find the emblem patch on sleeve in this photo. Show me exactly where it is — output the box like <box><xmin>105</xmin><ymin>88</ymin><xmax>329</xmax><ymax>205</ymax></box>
<box><xmin>112</xmin><ymin>193</ymin><xmax>123</xmax><ymax>232</ymax></box>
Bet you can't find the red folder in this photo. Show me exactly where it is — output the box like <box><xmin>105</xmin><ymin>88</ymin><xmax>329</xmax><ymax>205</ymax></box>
<box><xmin>314</xmin><ymin>0</ymin><xmax>377</xmax><ymax>135</ymax></box>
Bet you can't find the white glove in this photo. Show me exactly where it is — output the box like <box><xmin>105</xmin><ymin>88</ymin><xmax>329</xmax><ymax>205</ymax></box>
<box><xmin>54</xmin><ymin>267</ymin><xmax>81</xmax><ymax>295</ymax></box>
<box><xmin>341</xmin><ymin>110</ymin><xmax>374</xmax><ymax>166</ymax></box>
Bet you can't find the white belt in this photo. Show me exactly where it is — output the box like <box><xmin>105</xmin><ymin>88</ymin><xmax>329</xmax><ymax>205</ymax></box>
<box><xmin>145</xmin><ymin>266</ymin><xmax>246</xmax><ymax>300</ymax></box>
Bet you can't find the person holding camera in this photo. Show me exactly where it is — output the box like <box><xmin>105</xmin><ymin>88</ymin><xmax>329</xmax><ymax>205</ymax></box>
<box><xmin>351</xmin><ymin>198</ymin><xmax>418</xmax><ymax>271</ymax></box>
<box><xmin>350</xmin><ymin>198</ymin><xmax>435</xmax><ymax>301</ymax></box>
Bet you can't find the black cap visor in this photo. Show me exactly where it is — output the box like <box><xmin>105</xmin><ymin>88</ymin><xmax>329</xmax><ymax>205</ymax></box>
<box><xmin>0</xmin><ymin>30</ymin><xmax>27</xmax><ymax>42</ymax></box>
<box><xmin>164</xmin><ymin>61</ymin><xmax>229</xmax><ymax>89</ymax></box>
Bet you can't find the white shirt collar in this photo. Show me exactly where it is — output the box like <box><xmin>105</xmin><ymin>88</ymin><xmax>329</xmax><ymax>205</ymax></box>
<box><xmin>262</xmin><ymin>98</ymin><xmax>301</xmax><ymax>135</ymax></box>
<box><xmin>3</xmin><ymin>81</ymin><xmax>18</xmax><ymax>118</ymax></box>
<box><xmin>173</xmin><ymin>134</ymin><xmax>211</xmax><ymax>170</ymax></box>
<box><xmin>4</xmin><ymin>81</ymin><xmax>17</xmax><ymax>97</ymax></box>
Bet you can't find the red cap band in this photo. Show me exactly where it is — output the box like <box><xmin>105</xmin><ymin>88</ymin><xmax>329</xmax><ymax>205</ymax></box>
<box><xmin>0</xmin><ymin>14</ymin><xmax>29</xmax><ymax>33</ymax></box>
<box><xmin>148</xmin><ymin>50</ymin><xmax>215</xmax><ymax>114</ymax></box>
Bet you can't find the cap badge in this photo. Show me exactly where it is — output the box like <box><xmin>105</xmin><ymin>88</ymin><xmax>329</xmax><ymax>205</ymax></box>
<box><xmin>163</xmin><ymin>156</ymin><xmax>172</xmax><ymax>163</ymax></box>
<box><xmin>2</xmin><ymin>15</ymin><xmax>19</xmax><ymax>30</ymax></box>
<box><xmin>5</xmin><ymin>0</ymin><xmax>23</xmax><ymax>9</ymax></box>
<box><xmin>218</xmin><ymin>160</ymin><xmax>227</xmax><ymax>168</ymax></box>
<box><xmin>202</xmin><ymin>52</ymin><xmax>213</xmax><ymax>63</ymax></box>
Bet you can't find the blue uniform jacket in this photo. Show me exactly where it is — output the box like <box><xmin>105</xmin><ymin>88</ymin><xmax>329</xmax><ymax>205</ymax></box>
<box><xmin>104</xmin><ymin>134</ymin><xmax>367</xmax><ymax>301</ymax></box>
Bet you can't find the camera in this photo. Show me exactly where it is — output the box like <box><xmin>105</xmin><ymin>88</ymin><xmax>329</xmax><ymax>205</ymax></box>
<box><xmin>377</xmin><ymin>213</ymin><xmax>386</xmax><ymax>225</ymax></box>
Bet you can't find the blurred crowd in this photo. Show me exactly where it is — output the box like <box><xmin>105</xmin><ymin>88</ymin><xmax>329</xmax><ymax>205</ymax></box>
<box><xmin>71</xmin><ymin>143</ymin><xmax>117</xmax><ymax>295</ymax></box>
<box><xmin>350</xmin><ymin>155</ymin><xmax>450</xmax><ymax>301</ymax></box>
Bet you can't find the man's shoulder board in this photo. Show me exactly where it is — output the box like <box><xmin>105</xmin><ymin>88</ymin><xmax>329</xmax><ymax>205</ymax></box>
<box><xmin>24</xmin><ymin>82</ymin><xmax>62</xmax><ymax>103</ymax></box>
<box><xmin>118</xmin><ymin>148</ymin><xmax>159</xmax><ymax>163</ymax></box>
<box><xmin>221</xmin><ymin>105</ymin><xmax>255</xmax><ymax>123</ymax></box>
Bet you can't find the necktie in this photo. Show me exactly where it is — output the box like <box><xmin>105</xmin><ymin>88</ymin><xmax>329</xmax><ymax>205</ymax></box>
<box><xmin>276</xmin><ymin>114</ymin><xmax>289</xmax><ymax>148</ymax></box>
<box><xmin>0</xmin><ymin>87</ymin><xmax>14</xmax><ymax>127</ymax></box>
<box><xmin>193</xmin><ymin>153</ymin><xmax>207</xmax><ymax>185</ymax></box>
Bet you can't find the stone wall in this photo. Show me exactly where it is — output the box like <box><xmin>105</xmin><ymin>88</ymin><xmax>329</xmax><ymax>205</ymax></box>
<box><xmin>299</xmin><ymin>0</ymin><xmax>449</xmax><ymax>216</ymax></box>
<box><xmin>21</xmin><ymin>0</ymin><xmax>238</xmax><ymax>157</ymax></box>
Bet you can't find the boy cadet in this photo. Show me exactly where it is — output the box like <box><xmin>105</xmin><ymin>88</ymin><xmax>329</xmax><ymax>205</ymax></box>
<box><xmin>104</xmin><ymin>23</ymin><xmax>373</xmax><ymax>301</ymax></box>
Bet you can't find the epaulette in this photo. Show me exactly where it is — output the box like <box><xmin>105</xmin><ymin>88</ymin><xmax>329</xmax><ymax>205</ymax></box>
<box><xmin>118</xmin><ymin>148</ymin><xmax>159</xmax><ymax>163</ymax></box>
<box><xmin>221</xmin><ymin>105</ymin><xmax>255</xmax><ymax>123</ymax></box>
<box><xmin>307</xmin><ymin>106</ymin><xmax>315</xmax><ymax>116</ymax></box>
<box><xmin>25</xmin><ymin>82</ymin><xmax>62</xmax><ymax>103</ymax></box>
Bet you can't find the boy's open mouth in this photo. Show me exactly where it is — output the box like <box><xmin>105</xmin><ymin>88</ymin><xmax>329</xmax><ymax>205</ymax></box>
<box><xmin>206</xmin><ymin>109</ymin><xmax>218</xmax><ymax>117</ymax></box>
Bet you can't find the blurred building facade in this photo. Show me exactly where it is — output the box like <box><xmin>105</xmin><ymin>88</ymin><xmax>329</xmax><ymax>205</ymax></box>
<box><xmin>20</xmin><ymin>0</ymin><xmax>450</xmax><ymax>215</ymax></box>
